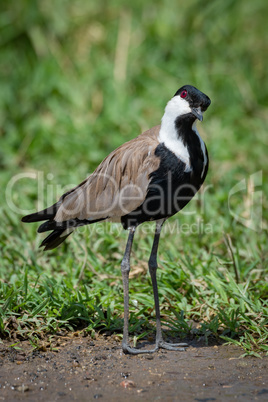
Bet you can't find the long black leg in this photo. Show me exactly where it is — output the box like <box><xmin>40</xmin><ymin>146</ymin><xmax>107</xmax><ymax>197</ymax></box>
<box><xmin>121</xmin><ymin>227</ymin><xmax>157</xmax><ymax>354</ymax></box>
<box><xmin>148</xmin><ymin>219</ymin><xmax>188</xmax><ymax>351</ymax></box>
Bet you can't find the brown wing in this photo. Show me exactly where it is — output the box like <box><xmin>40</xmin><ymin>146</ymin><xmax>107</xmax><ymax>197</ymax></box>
<box><xmin>54</xmin><ymin>126</ymin><xmax>161</xmax><ymax>223</ymax></box>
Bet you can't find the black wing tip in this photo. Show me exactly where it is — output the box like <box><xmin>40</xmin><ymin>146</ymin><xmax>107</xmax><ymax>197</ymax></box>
<box><xmin>21</xmin><ymin>213</ymin><xmax>38</xmax><ymax>223</ymax></box>
<box><xmin>39</xmin><ymin>230</ymin><xmax>71</xmax><ymax>251</ymax></box>
<box><xmin>39</xmin><ymin>242</ymin><xmax>53</xmax><ymax>251</ymax></box>
<box><xmin>21</xmin><ymin>202</ymin><xmax>60</xmax><ymax>224</ymax></box>
<box><xmin>37</xmin><ymin>220</ymin><xmax>58</xmax><ymax>233</ymax></box>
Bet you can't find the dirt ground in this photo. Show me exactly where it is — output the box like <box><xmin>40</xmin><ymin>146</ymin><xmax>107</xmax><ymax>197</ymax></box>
<box><xmin>0</xmin><ymin>334</ymin><xmax>267</xmax><ymax>402</ymax></box>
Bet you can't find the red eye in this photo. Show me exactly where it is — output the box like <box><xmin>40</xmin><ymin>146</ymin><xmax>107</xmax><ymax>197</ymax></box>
<box><xmin>180</xmin><ymin>90</ymin><xmax>187</xmax><ymax>98</ymax></box>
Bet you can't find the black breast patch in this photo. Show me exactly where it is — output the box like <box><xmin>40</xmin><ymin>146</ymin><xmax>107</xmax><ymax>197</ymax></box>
<box><xmin>121</xmin><ymin>143</ymin><xmax>204</xmax><ymax>229</ymax></box>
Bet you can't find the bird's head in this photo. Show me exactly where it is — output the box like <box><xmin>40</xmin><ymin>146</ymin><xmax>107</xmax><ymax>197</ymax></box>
<box><xmin>164</xmin><ymin>85</ymin><xmax>211</xmax><ymax>123</ymax></box>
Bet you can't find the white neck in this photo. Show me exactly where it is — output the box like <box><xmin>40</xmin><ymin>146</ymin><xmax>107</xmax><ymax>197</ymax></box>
<box><xmin>158</xmin><ymin>96</ymin><xmax>192</xmax><ymax>170</ymax></box>
<box><xmin>158</xmin><ymin>96</ymin><xmax>207</xmax><ymax>177</ymax></box>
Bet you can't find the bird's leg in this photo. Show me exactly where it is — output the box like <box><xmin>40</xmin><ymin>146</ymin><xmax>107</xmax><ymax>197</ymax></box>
<box><xmin>149</xmin><ymin>219</ymin><xmax>188</xmax><ymax>351</ymax></box>
<box><xmin>121</xmin><ymin>227</ymin><xmax>135</xmax><ymax>352</ymax></box>
<box><xmin>121</xmin><ymin>227</ymin><xmax>157</xmax><ymax>354</ymax></box>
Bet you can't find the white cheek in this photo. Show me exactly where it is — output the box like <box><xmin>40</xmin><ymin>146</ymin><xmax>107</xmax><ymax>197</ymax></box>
<box><xmin>164</xmin><ymin>96</ymin><xmax>192</xmax><ymax>119</ymax></box>
<box><xmin>174</xmin><ymin>96</ymin><xmax>192</xmax><ymax>115</ymax></box>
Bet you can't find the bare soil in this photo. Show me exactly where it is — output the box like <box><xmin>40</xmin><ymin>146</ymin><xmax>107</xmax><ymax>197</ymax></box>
<box><xmin>0</xmin><ymin>335</ymin><xmax>267</xmax><ymax>401</ymax></box>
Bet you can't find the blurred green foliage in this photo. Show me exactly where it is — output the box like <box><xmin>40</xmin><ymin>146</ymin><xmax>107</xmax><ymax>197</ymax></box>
<box><xmin>0</xmin><ymin>0</ymin><xmax>267</xmax><ymax>354</ymax></box>
<box><xmin>1</xmin><ymin>0</ymin><xmax>268</xmax><ymax>176</ymax></box>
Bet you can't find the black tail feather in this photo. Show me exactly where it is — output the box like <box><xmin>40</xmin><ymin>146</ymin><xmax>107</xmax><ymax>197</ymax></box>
<box><xmin>21</xmin><ymin>202</ymin><xmax>60</xmax><ymax>223</ymax></box>
<box><xmin>38</xmin><ymin>217</ymin><xmax>107</xmax><ymax>233</ymax></box>
<box><xmin>38</xmin><ymin>217</ymin><xmax>106</xmax><ymax>250</ymax></box>
<box><xmin>40</xmin><ymin>229</ymin><xmax>72</xmax><ymax>251</ymax></box>
<box><xmin>38</xmin><ymin>220</ymin><xmax>62</xmax><ymax>233</ymax></box>
<box><xmin>22</xmin><ymin>200</ymin><xmax>108</xmax><ymax>250</ymax></box>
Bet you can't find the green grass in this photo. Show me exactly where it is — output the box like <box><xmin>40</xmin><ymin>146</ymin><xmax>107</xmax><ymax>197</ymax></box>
<box><xmin>0</xmin><ymin>0</ymin><xmax>267</xmax><ymax>356</ymax></box>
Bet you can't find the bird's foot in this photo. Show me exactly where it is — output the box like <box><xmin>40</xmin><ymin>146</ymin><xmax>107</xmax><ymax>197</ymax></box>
<box><xmin>122</xmin><ymin>340</ymin><xmax>189</xmax><ymax>354</ymax></box>
<box><xmin>122</xmin><ymin>343</ymin><xmax>158</xmax><ymax>355</ymax></box>
<box><xmin>157</xmin><ymin>341</ymin><xmax>189</xmax><ymax>351</ymax></box>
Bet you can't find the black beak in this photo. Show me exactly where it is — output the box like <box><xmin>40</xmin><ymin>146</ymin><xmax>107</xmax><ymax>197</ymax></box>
<box><xmin>191</xmin><ymin>107</ymin><xmax>203</xmax><ymax>121</ymax></box>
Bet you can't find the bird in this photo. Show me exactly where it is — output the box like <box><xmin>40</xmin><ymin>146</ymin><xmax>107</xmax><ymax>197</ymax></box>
<box><xmin>22</xmin><ymin>84</ymin><xmax>211</xmax><ymax>354</ymax></box>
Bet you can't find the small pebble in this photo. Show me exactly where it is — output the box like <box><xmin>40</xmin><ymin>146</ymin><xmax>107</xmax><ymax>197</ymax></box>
<box><xmin>17</xmin><ymin>385</ymin><xmax>29</xmax><ymax>392</ymax></box>
<box><xmin>120</xmin><ymin>380</ymin><xmax>136</xmax><ymax>389</ymax></box>
<box><xmin>121</xmin><ymin>372</ymin><xmax>130</xmax><ymax>378</ymax></box>
<box><xmin>145</xmin><ymin>355</ymin><xmax>154</xmax><ymax>360</ymax></box>
<box><xmin>16</xmin><ymin>355</ymin><xmax>26</xmax><ymax>361</ymax></box>
<box><xmin>236</xmin><ymin>361</ymin><xmax>248</xmax><ymax>368</ymax></box>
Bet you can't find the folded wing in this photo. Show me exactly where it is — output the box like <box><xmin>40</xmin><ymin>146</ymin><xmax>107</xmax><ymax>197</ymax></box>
<box><xmin>54</xmin><ymin>126</ymin><xmax>160</xmax><ymax>225</ymax></box>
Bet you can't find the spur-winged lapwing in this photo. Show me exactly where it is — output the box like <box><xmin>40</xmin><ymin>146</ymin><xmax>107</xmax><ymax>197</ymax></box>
<box><xmin>22</xmin><ymin>84</ymin><xmax>211</xmax><ymax>354</ymax></box>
